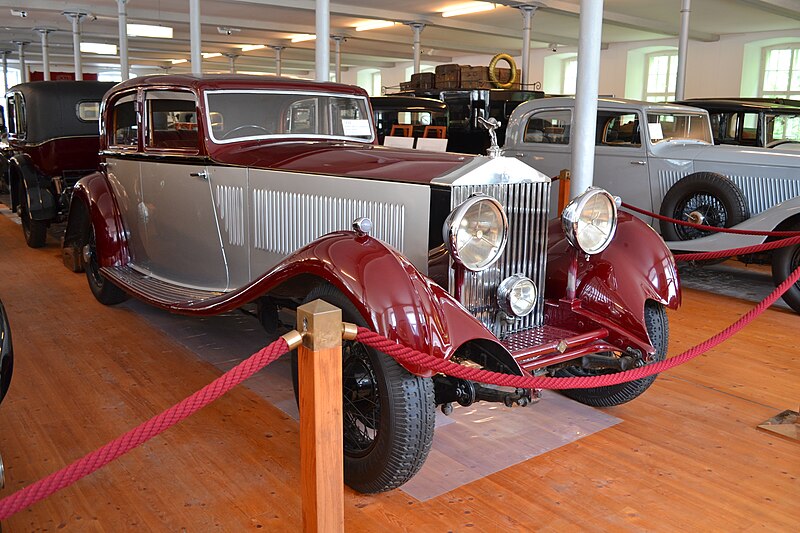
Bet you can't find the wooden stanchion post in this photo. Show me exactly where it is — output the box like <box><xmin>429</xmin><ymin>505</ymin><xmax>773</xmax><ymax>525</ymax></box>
<box><xmin>557</xmin><ymin>168</ymin><xmax>571</xmax><ymax>215</ymax></box>
<box><xmin>296</xmin><ymin>300</ymin><xmax>344</xmax><ymax>533</ymax></box>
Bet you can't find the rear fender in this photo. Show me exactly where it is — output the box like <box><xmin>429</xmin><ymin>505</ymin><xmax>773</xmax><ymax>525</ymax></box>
<box><xmin>545</xmin><ymin>212</ymin><xmax>681</xmax><ymax>351</ymax></box>
<box><xmin>62</xmin><ymin>172</ymin><xmax>129</xmax><ymax>270</ymax></box>
<box><xmin>9</xmin><ymin>154</ymin><xmax>55</xmax><ymax>220</ymax></box>
<box><xmin>197</xmin><ymin>233</ymin><xmax>504</xmax><ymax>378</ymax></box>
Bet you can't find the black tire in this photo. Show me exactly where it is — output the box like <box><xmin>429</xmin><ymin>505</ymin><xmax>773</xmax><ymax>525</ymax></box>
<box><xmin>0</xmin><ymin>299</ymin><xmax>13</xmax><ymax>404</ymax></box>
<box><xmin>290</xmin><ymin>284</ymin><xmax>435</xmax><ymax>493</ymax></box>
<box><xmin>771</xmin><ymin>221</ymin><xmax>800</xmax><ymax>314</ymax></box>
<box><xmin>19</xmin><ymin>186</ymin><xmax>47</xmax><ymax>248</ymax></box>
<box><xmin>659</xmin><ymin>172</ymin><xmax>749</xmax><ymax>241</ymax></box>
<box><xmin>85</xmin><ymin>223</ymin><xmax>129</xmax><ymax>306</ymax></box>
<box><xmin>554</xmin><ymin>301</ymin><xmax>669</xmax><ymax>407</ymax></box>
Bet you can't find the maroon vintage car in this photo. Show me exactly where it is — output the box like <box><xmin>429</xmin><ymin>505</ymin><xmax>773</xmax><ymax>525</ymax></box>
<box><xmin>3</xmin><ymin>81</ymin><xmax>115</xmax><ymax>247</ymax></box>
<box><xmin>61</xmin><ymin>74</ymin><xmax>680</xmax><ymax>493</ymax></box>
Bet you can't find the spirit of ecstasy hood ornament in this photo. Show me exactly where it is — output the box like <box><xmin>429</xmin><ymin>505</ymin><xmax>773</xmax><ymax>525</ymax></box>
<box><xmin>478</xmin><ymin>116</ymin><xmax>502</xmax><ymax>158</ymax></box>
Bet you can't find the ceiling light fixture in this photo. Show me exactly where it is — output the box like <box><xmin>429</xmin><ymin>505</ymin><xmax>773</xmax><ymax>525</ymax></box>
<box><xmin>80</xmin><ymin>42</ymin><xmax>117</xmax><ymax>55</ymax></box>
<box><xmin>355</xmin><ymin>20</ymin><xmax>396</xmax><ymax>32</ymax></box>
<box><xmin>441</xmin><ymin>2</ymin><xmax>497</xmax><ymax>18</ymax></box>
<box><xmin>217</xmin><ymin>26</ymin><xmax>241</xmax><ymax>36</ymax></box>
<box><xmin>290</xmin><ymin>34</ymin><xmax>316</xmax><ymax>43</ymax></box>
<box><xmin>127</xmin><ymin>23</ymin><xmax>173</xmax><ymax>38</ymax></box>
<box><xmin>170</xmin><ymin>59</ymin><xmax>188</xmax><ymax>64</ymax></box>
<box><xmin>240</xmin><ymin>44</ymin><xmax>266</xmax><ymax>52</ymax></box>
<box><xmin>202</xmin><ymin>52</ymin><xmax>222</xmax><ymax>59</ymax></box>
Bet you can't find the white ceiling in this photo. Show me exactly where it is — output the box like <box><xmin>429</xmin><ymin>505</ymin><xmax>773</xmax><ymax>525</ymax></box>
<box><xmin>0</xmin><ymin>0</ymin><xmax>798</xmax><ymax>77</ymax></box>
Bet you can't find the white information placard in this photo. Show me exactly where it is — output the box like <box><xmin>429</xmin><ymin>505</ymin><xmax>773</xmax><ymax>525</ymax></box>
<box><xmin>648</xmin><ymin>122</ymin><xmax>664</xmax><ymax>141</ymax></box>
<box><xmin>342</xmin><ymin>119</ymin><xmax>372</xmax><ymax>137</ymax></box>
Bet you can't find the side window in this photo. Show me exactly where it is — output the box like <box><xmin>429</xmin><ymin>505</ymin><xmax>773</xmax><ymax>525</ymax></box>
<box><xmin>6</xmin><ymin>93</ymin><xmax>25</xmax><ymax>139</ymax></box>
<box><xmin>524</xmin><ymin>109</ymin><xmax>571</xmax><ymax>144</ymax></box>
<box><xmin>599</xmin><ymin>112</ymin><xmax>641</xmax><ymax>146</ymax></box>
<box><xmin>145</xmin><ymin>91</ymin><xmax>199</xmax><ymax>151</ymax></box>
<box><xmin>111</xmin><ymin>95</ymin><xmax>138</xmax><ymax>148</ymax></box>
<box><xmin>77</xmin><ymin>101</ymin><xmax>101</xmax><ymax>122</ymax></box>
<box><xmin>741</xmin><ymin>112</ymin><xmax>759</xmax><ymax>141</ymax></box>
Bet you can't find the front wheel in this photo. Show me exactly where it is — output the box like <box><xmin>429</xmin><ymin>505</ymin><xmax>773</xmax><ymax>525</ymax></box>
<box><xmin>554</xmin><ymin>301</ymin><xmax>669</xmax><ymax>407</ymax></box>
<box><xmin>771</xmin><ymin>221</ymin><xmax>800</xmax><ymax>314</ymax></box>
<box><xmin>291</xmin><ymin>284</ymin><xmax>435</xmax><ymax>493</ymax></box>
<box><xmin>85</xmin><ymin>224</ymin><xmax>129</xmax><ymax>306</ymax></box>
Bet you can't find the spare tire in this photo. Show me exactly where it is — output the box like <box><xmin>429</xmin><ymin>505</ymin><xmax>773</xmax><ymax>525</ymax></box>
<box><xmin>659</xmin><ymin>172</ymin><xmax>749</xmax><ymax>241</ymax></box>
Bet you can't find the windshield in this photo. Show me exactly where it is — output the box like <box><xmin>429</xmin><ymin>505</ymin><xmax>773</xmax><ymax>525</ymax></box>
<box><xmin>766</xmin><ymin>112</ymin><xmax>800</xmax><ymax>143</ymax></box>
<box><xmin>204</xmin><ymin>90</ymin><xmax>374</xmax><ymax>143</ymax></box>
<box><xmin>646</xmin><ymin>112</ymin><xmax>712</xmax><ymax>144</ymax></box>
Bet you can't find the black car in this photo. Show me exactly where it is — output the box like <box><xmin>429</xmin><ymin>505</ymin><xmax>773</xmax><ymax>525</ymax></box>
<box><xmin>0</xmin><ymin>298</ymin><xmax>12</xmax><ymax>405</ymax></box>
<box><xmin>677</xmin><ymin>97</ymin><xmax>800</xmax><ymax>148</ymax></box>
<box><xmin>393</xmin><ymin>88</ymin><xmax>544</xmax><ymax>154</ymax></box>
<box><xmin>370</xmin><ymin>95</ymin><xmax>449</xmax><ymax>146</ymax></box>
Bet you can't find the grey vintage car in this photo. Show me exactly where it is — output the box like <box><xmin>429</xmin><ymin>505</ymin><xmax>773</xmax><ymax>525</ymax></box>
<box><xmin>505</xmin><ymin>97</ymin><xmax>800</xmax><ymax>312</ymax></box>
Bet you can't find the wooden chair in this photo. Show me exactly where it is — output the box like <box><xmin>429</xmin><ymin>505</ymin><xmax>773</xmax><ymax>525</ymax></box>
<box><xmin>389</xmin><ymin>124</ymin><xmax>413</xmax><ymax>137</ymax></box>
<box><xmin>422</xmin><ymin>125</ymin><xmax>447</xmax><ymax>138</ymax></box>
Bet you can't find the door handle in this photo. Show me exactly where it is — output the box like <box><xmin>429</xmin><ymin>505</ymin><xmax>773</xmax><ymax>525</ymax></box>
<box><xmin>99</xmin><ymin>162</ymin><xmax>112</xmax><ymax>169</ymax></box>
<box><xmin>630</xmin><ymin>160</ymin><xmax>646</xmax><ymax>165</ymax></box>
<box><xmin>189</xmin><ymin>171</ymin><xmax>208</xmax><ymax>179</ymax></box>
<box><xmin>516</xmin><ymin>153</ymin><xmax>527</xmax><ymax>157</ymax></box>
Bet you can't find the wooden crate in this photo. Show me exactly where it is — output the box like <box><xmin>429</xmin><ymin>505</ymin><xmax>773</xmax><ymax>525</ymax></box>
<box><xmin>460</xmin><ymin>66</ymin><xmax>489</xmax><ymax>82</ymax></box>
<box><xmin>399</xmin><ymin>81</ymin><xmax>415</xmax><ymax>91</ymax></box>
<box><xmin>411</xmin><ymin>72</ymin><xmax>436</xmax><ymax>89</ymax></box>
<box><xmin>461</xmin><ymin>80</ymin><xmax>495</xmax><ymax>89</ymax></box>
<box><xmin>493</xmin><ymin>68</ymin><xmax>521</xmax><ymax>89</ymax></box>
<box><xmin>435</xmin><ymin>63</ymin><xmax>460</xmax><ymax>88</ymax></box>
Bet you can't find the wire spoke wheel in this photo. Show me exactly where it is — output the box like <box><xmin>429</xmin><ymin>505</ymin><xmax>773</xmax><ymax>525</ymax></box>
<box><xmin>342</xmin><ymin>341</ymin><xmax>381</xmax><ymax>456</ymax></box>
<box><xmin>673</xmin><ymin>192</ymin><xmax>729</xmax><ymax>240</ymax></box>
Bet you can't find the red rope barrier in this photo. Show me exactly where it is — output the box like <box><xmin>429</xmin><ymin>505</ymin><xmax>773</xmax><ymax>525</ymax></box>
<box><xmin>622</xmin><ymin>202</ymin><xmax>800</xmax><ymax>237</ymax></box>
<box><xmin>673</xmin><ymin>234</ymin><xmax>800</xmax><ymax>262</ymax></box>
<box><xmin>0</xmin><ymin>337</ymin><xmax>290</xmax><ymax>521</ymax></box>
<box><xmin>356</xmin><ymin>264</ymin><xmax>800</xmax><ymax>390</ymax></box>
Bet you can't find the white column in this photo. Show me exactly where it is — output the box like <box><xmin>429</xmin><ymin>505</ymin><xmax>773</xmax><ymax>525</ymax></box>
<box><xmin>36</xmin><ymin>29</ymin><xmax>55</xmax><ymax>81</ymax></box>
<box><xmin>315</xmin><ymin>0</ymin><xmax>330</xmax><ymax>81</ymax></box>
<box><xmin>570</xmin><ymin>0</ymin><xmax>604</xmax><ymax>198</ymax></box>
<box><xmin>409</xmin><ymin>23</ymin><xmax>425</xmax><ymax>74</ymax></box>
<box><xmin>519</xmin><ymin>6</ymin><xmax>537</xmax><ymax>89</ymax></box>
<box><xmin>675</xmin><ymin>0</ymin><xmax>691</xmax><ymax>101</ymax></box>
<box><xmin>1</xmin><ymin>51</ymin><xmax>8</xmax><ymax>91</ymax></box>
<box><xmin>224</xmin><ymin>53</ymin><xmax>238</xmax><ymax>74</ymax></box>
<box><xmin>190</xmin><ymin>0</ymin><xmax>202</xmax><ymax>75</ymax></box>
<box><xmin>271</xmin><ymin>46</ymin><xmax>284</xmax><ymax>76</ymax></box>
<box><xmin>14</xmin><ymin>42</ymin><xmax>29</xmax><ymax>83</ymax></box>
<box><xmin>332</xmin><ymin>36</ymin><xmax>344</xmax><ymax>82</ymax></box>
<box><xmin>64</xmin><ymin>12</ymin><xmax>86</xmax><ymax>80</ymax></box>
<box><xmin>118</xmin><ymin>0</ymin><xmax>130</xmax><ymax>81</ymax></box>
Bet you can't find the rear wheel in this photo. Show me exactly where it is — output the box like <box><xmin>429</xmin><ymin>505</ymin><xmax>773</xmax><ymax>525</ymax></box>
<box><xmin>85</xmin><ymin>224</ymin><xmax>129</xmax><ymax>305</ymax></box>
<box><xmin>554</xmin><ymin>301</ymin><xmax>668</xmax><ymax>407</ymax></box>
<box><xmin>291</xmin><ymin>284</ymin><xmax>435</xmax><ymax>493</ymax></box>
<box><xmin>771</xmin><ymin>221</ymin><xmax>800</xmax><ymax>314</ymax></box>
<box><xmin>19</xmin><ymin>186</ymin><xmax>47</xmax><ymax>248</ymax></box>
<box><xmin>0</xmin><ymin>299</ymin><xmax>13</xmax><ymax>404</ymax></box>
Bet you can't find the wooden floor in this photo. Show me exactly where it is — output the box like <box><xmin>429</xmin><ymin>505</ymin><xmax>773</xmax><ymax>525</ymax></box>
<box><xmin>0</xmin><ymin>212</ymin><xmax>797</xmax><ymax>532</ymax></box>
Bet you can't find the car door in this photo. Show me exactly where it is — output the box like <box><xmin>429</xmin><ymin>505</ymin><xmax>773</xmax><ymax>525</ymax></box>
<box><xmin>138</xmin><ymin>89</ymin><xmax>228</xmax><ymax>291</ymax></box>
<box><xmin>593</xmin><ymin>109</ymin><xmax>653</xmax><ymax>216</ymax></box>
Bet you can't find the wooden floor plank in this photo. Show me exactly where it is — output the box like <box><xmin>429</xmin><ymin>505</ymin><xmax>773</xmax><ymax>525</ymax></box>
<box><xmin>0</xmin><ymin>213</ymin><xmax>798</xmax><ymax>531</ymax></box>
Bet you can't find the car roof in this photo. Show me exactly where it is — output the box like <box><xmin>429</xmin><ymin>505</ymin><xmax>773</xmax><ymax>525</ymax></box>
<box><xmin>526</xmin><ymin>96</ymin><xmax>708</xmax><ymax>114</ymax></box>
<box><xmin>110</xmin><ymin>74</ymin><xmax>369</xmax><ymax>98</ymax></box>
<box><xmin>676</xmin><ymin>98</ymin><xmax>800</xmax><ymax>112</ymax></box>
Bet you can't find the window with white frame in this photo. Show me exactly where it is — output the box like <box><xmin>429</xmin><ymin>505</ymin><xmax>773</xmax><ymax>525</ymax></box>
<box><xmin>404</xmin><ymin>64</ymin><xmax>435</xmax><ymax>81</ymax></box>
<box><xmin>562</xmin><ymin>56</ymin><xmax>577</xmax><ymax>95</ymax></box>
<box><xmin>371</xmin><ymin>71</ymin><xmax>382</xmax><ymax>96</ymax></box>
<box><xmin>644</xmin><ymin>52</ymin><xmax>678</xmax><ymax>102</ymax></box>
<box><xmin>760</xmin><ymin>45</ymin><xmax>800</xmax><ymax>98</ymax></box>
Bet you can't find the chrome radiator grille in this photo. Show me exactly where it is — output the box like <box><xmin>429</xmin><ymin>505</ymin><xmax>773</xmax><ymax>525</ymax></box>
<box><xmin>449</xmin><ymin>181</ymin><xmax>551</xmax><ymax>338</ymax></box>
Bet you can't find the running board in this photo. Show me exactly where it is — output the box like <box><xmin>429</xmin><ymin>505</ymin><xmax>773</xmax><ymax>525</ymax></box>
<box><xmin>100</xmin><ymin>265</ymin><xmax>227</xmax><ymax>311</ymax></box>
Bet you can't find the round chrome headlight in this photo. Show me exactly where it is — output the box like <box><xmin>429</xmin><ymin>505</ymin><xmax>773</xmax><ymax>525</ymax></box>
<box><xmin>498</xmin><ymin>275</ymin><xmax>537</xmax><ymax>317</ymax></box>
<box><xmin>444</xmin><ymin>194</ymin><xmax>508</xmax><ymax>271</ymax></box>
<box><xmin>562</xmin><ymin>187</ymin><xmax>618</xmax><ymax>255</ymax></box>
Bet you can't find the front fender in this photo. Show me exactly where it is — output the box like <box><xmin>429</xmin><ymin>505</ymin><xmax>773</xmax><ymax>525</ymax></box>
<box><xmin>545</xmin><ymin>212</ymin><xmax>681</xmax><ymax>350</ymax></box>
<box><xmin>182</xmin><ymin>233</ymin><xmax>502</xmax><ymax>378</ymax></box>
<box><xmin>62</xmin><ymin>172</ymin><xmax>129</xmax><ymax>269</ymax></box>
<box><xmin>10</xmin><ymin>154</ymin><xmax>55</xmax><ymax>220</ymax></box>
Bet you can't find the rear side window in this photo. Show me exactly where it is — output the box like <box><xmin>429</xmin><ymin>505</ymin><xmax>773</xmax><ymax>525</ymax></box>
<box><xmin>6</xmin><ymin>93</ymin><xmax>26</xmax><ymax>140</ymax></box>
<box><xmin>145</xmin><ymin>90</ymin><xmax>199</xmax><ymax>151</ymax></box>
<box><xmin>77</xmin><ymin>101</ymin><xmax>101</xmax><ymax>122</ymax></box>
<box><xmin>599</xmin><ymin>112</ymin><xmax>641</xmax><ymax>146</ymax></box>
<box><xmin>111</xmin><ymin>95</ymin><xmax>138</xmax><ymax>148</ymax></box>
<box><xmin>524</xmin><ymin>109</ymin><xmax>571</xmax><ymax>144</ymax></box>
